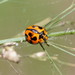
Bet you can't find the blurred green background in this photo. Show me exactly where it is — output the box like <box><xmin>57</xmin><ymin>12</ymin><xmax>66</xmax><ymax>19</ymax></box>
<box><xmin>0</xmin><ymin>0</ymin><xmax>75</xmax><ymax>75</ymax></box>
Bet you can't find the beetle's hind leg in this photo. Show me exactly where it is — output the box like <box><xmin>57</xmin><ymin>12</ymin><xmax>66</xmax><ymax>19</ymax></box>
<box><xmin>44</xmin><ymin>39</ymin><xmax>49</xmax><ymax>46</ymax></box>
<box><xmin>39</xmin><ymin>43</ymin><xmax>45</xmax><ymax>51</ymax></box>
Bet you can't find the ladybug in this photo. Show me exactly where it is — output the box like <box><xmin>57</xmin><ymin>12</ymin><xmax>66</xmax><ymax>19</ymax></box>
<box><xmin>25</xmin><ymin>25</ymin><xmax>49</xmax><ymax>50</ymax></box>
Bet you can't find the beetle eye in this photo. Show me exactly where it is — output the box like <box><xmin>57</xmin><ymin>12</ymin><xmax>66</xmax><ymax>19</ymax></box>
<box><xmin>38</xmin><ymin>26</ymin><xmax>43</xmax><ymax>29</ymax></box>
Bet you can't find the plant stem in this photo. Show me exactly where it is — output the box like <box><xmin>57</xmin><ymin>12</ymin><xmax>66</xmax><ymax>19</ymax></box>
<box><xmin>50</xmin><ymin>42</ymin><xmax>75</xmax><ymax>56</ymax></box>
<box><xmin>0</xmin><ymin>37</ymin><xmax>25</xmax><ymax>45</ymax></box>
<box><xmin>44</xmin><ymin>49</ymin><xmax>62</xmax><ymax>75</ymax></box>
<box><xmin>45</xmin><ymin>3</ymin><xmax>75</xmax><ymax>30</ymax></box>
<box><xmin>0</xmin><ymin>30</ymin><xmax>75</xmax><ymax>45</ymax></box>
<box><xmin>48</xmin><ymin>30</ymin><xmax>75</xmax><ymax>37</ymax></box>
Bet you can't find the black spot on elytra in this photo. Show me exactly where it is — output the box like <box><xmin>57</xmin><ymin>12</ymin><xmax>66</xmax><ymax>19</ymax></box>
<box><xmin>32</xmin><ymin>25</ymin><xmax>36</xmax><ymax>28</ymax></box>
<box><xmin>28</xmin><ymin>33</ymin><xmax>33</xmax><ymax>37</ymax></box>
<box><xmin>38</xmin><ymin>26</ymin><xmax>43</xmax><ymax>29</ymax></box>
<box><xmin>25</xmin><ymin>34</ymin><xmax>28</xmax><ymax>38</ymax></box>
<box><xmin>31</xmin><ymin>37</ymin><xmax>37</xmax><ymax>41</ymax></box>
<box><xmin>42</xmin><ymin>31</ymin><xmax>45</xmax><ymax>35</ymax></box>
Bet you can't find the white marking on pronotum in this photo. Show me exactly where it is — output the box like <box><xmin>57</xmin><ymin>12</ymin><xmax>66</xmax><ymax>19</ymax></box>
<box><xmin>0</xmin><ymin>0</ymin><xmax>8</xmax><ymax>4</ymax></box>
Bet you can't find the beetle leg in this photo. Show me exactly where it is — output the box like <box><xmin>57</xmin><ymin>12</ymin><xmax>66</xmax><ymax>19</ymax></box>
<box><xmin>44</xmin><ymin>39</ymin><xmax>49</xmax><ymax>46</ymax></box>
<box><xmin>39</xmin><ymin>43</ymin><xmax>45</xmax><ymax>51</ymax></box>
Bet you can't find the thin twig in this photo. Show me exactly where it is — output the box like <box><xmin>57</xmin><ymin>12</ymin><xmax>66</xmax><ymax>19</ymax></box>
<box><xmin>7</xmin><ymin>61</ymin><xmax>21</xmax><ymax>75</ymax></box>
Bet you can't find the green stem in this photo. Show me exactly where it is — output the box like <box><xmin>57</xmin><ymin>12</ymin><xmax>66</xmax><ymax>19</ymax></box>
<box><xmin>45</xmin><ymin>4</ymin><xmax>75</xmax><ymax>30</ymax></box>
<box><xmin>0</xmin><ymin>30</ymin><xmax>75</xmax><ymax>45</ymax></box>
<box><xmin>44</xmin><ymin>49</ymin><xmax>62</xmax><ymax>75</ymax></box>
<box><xmin>50</xmin><ymin>42</ymin><xmax>75</xmax><ymax>56</ymax></box>
<box><xmin>48</xmin><ymin>30</ymin><xmax>75</xmax><ymax>37</ymax></box>
<box><xmin>0</xmin><ymin>37</ymin><xmax>25</xmax><ymax>45</ymax></box>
